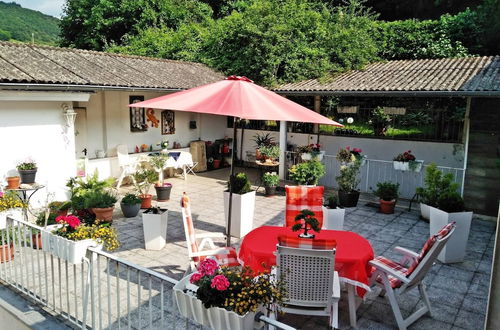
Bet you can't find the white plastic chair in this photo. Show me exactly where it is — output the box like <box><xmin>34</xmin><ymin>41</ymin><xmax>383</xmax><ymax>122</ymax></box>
<box><xmin>116</xmin><ymin>145</ymin><xmax>138</xmax><ymax>188</ymax></box>
<box><xmin>369</xmin><ymin>223</ymin><xmax>456</xmax><ymax>330</ymax></box>
<box><xmin>275</xmin><ymin>243</ymin><xmax>341</xmax><ymax>328</ymax></box>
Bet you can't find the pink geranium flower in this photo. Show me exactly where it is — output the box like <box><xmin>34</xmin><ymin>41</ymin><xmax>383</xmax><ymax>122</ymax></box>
<box><xmin>56</xmin><ymin>215</ymin><xmax>81</xmax><ymax>229</ymax></box>
<box><xmin>211</xmin><ymin>275</ymin><xmax>230</xmax><ymax>291</ymax></box>
<box><xmin>198</xmin><ymin>259</ymin><xmax>218</xmax><ymax>276</ymax></box>
<box><xmin>190</xmin><ymin>272</ymin><xmax>203</xmax><ymax>284</ymax></box>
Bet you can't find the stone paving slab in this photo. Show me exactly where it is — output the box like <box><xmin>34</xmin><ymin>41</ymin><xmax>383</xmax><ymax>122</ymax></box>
<box><xmin>109</xmin><ymin>167</ymin><xmax>496</xmax><ymax>329</ymax></box>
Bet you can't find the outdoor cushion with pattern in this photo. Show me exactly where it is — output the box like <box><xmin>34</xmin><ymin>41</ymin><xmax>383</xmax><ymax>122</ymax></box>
<box><xmin>180</xmin><ymin>193</ymin><xmax>240</xmax><ymax>267</ymax></box>
<box><xmin>371</xmin><ymin>256</ymin><xmax>410</xmax><ymax>288</ymax></box>
<box><xmin>285</xmin><ymin>185</ymin><xmax>324</xmax><ymax>228</ymax></box>
<box><xmin>277</xmin><ymin>234</ymin><xmax>336</xmax><ymax>250</ymax></box>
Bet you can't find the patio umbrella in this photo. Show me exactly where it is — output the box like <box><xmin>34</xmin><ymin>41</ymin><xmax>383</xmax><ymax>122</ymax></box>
<box><xmin>129</xmin><ymin>75</ymin><xmax>342</xmax><ymax>246</ymax></box>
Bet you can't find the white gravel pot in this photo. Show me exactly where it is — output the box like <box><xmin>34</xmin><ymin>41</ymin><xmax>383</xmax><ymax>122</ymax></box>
<box><xmin>322</xmin><ymin>206</ymin><xmax>345</xmax><ymax>230</ymax></box>
<box><xmin>142</xmin><ymin>209</ymin><xmax>168</xmax><ymax>250</ymax></box>
<box><xmin>174</xmin><ymin>274</ymin><xmax>263</xmax><ymax>330</ymax></box>
<box><xmin>224</xmin><ymin>191</ymin><xmax>256</xmax><ymax>238</ymax></box>
<box><xmin>429</xmin><ymin>206</ymin><xmax>473</xmax><ymax>263</ymax></box>
<box><xmin>0</xmin><ymin>208</ymin><xmax>22</xmax><ymax>229</ymax></box>
<box><xmin>420</xmin><ymin>203</ymin><xmax>431</xmax><ymax>220</ymax></box>
<box><xmin>41</xmin><ymin>226</ymin><xmax>100</xmax><ymax>264</ymax></box>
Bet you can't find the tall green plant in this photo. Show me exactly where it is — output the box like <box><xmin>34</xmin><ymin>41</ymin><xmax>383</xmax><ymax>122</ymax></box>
<box><xmin>288</xmin><ymin>160</ymin><xmax>325</xmax><ymax>186</ymax></box>
<box><xmin>336</xmin><ymin>162</ymin><xmax>361</xmax><ymax>192</ymax></box>
<box><xmin>416</xmin><ymin>163</ymin><xmax>459</xmax><ymax>207</ymax></box>
<box><xmin>228</xmin><ymin>173</ymin><xmax>252</xmax><ymax>194</ymax></box>
<box><xmin>132</xmin><ymin>166</ymin><xmax>158</xmax><ymax>196</ymax></box>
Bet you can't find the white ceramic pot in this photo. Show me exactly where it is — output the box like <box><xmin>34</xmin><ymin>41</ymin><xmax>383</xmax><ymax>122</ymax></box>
<box><xmin>41</xmin><ymin>226</ymin><xmax>100</xmax><ymax>264</ymax></box>
<box><xmin>393</xmin><ymin>161</ymin><xmax>409</xmax><ymax>171</ymax></box>
<box><xmin>301</xmin><ymin>153</ymin><xmax>312</xmax><ymax>161</ymax></box>
<box><xmin>142</xmin><ymin>209</ymin><xmax>168</xmax><ymax>250</ymax></box>
<box><xmin>393</xmin><ymin>160</ymin><xmax>423</xmax><ymax>172</ymax></box>
<box><xmin>322</xmin><ymin>206</ymin><xmax>345</xmax><ymax>230</ymax></box>
<box><xmin>174</xmin><ymin>274</ymin><xmax>263</xmax><ymax>330</ymax></box>
<box><xmin>223</xmin><ymin>191</ymin><xmax>256</xmax><ymax>238</ymax></box>
<box><xmin>429</xmin><ymin>206</ymin><xmax>473</xmax><ymax>263</ymax></box>
<box><xmin>420</xmin><ymin>203</ymin><xmax>431</xmax><ymax>220</ymax></box>
<box><xmin>0</xmin><ymin>208</ymin><xmax>22</xmax><ymax>229</ymax></box>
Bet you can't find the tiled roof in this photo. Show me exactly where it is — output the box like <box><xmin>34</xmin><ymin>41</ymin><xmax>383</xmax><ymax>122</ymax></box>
<box><xmin>275</xmin><ymin>56</ymin><xmax>500</xmax><ymax>95</ymax></box>
<box><xmin>0</xmin><ymin>41</ymin><xmax>224</xmax><ymax>90</ymax></box>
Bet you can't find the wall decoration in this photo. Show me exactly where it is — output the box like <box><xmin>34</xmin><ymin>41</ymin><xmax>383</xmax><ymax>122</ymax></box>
<box><xmin>146</xmin><ymin>108</ymin><xmax>159</xmax><ymax>128</ymax></box>
<box><xmin>161</xmin><ymin>110</ymin><xmax>175</xmax><ymax>135</ymax></box>
<box><xmin>129</xmin><ymin>96</ymin><xmax>147</xmax><ymax>132</ymax></box>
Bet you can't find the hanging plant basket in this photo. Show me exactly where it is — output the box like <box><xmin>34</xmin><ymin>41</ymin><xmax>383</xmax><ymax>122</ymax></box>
<box><xmin>174</xmin><ymin>274</ymin><xmax>263</xmax><ymax>330</ymax></box>
<box><xmin>393</xmin><ymin>160</ymin><xmax>423</xmax><ymax>172</ymax></box>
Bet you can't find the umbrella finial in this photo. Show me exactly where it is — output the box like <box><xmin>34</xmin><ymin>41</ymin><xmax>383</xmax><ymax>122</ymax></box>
<box><xmin>225</xmin><ymin>75</ymin><xmax>253</xmax><ymax>83</ymax></box>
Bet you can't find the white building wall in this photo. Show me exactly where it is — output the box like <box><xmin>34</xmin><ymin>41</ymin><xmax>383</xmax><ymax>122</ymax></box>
<box><xmin>0</xmin><ymin>100</ymin><xmax>76</xmax><ymax>204</ymax></box>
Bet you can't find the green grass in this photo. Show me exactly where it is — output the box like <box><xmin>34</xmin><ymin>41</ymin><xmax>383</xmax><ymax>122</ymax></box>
<box><xmin>320</xmin><ymin>123</ymin><xmax>435</xmax><ymax>138</ymax></box>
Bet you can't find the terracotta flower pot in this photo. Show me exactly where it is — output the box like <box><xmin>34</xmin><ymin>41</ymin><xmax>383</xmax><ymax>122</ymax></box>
<box><xmin>32</xmin><ymin>233</ymin><xmax>42</xmax><ymax>249</ymax></box>
<box><xmin>0</xmin><ymin>243</ymin><xmax>14</xmax><ymax>263</ymax></box>
<box><xmin>212</xmin><ymin>159</ymin><xmax>221</xmax><ymax>169</ymax></box>
<box><xmin>379</xmin><ymin>199</ymin><xmax>396</xmax><ymax>214</ymax></box>
<box><xmin>140</xmin><ymin>194</ymin><xmax>153</xmax><ymax>209</ymax></box>
<box><xmin>57</xmin><ymin>210</ymin><xmax>68</xmax><ymax>217</ymax></box>
<box><xmin>255</xmin><ymin>148</ymin><xmax>262</xmax><ymax>160</ymax></box>
<box><xmin>6</xmin><ymin>176</ymin><xmax>20</xmax><ymax>189</ymax></box>
<box><xmin>92</xmin><ymin>206</ymin><xmax>114</xmax><ymax>222</ymax></box>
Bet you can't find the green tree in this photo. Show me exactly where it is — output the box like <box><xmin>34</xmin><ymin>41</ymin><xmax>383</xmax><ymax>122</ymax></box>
<box><xmin>60</xmin><ymin>0</ymin><xmax>213</xmax><ymax>50</ymax></box>
<box><xmin>0</xmin><ymin>28</ymin><xmax>11</xmax><ymax>41</ymax></box>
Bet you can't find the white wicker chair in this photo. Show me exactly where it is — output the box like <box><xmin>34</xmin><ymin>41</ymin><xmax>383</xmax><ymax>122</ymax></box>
<box><xmin>116</xmin><ymin>144</ymin><xmax>138</xmax><ymax>188</ymax></box>
<box><xmin>369</xmin><ymin>223</ymin><xmax>456</xmax><ymax>330</ymax></box>
<box><xmin>275</xmin><ymin>244</ymin><xmax>341</xmax><ymax>329</ymax></box>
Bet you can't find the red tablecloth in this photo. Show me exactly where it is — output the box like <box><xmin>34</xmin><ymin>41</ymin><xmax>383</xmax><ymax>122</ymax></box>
<box><xmin>238</xmin><ymin>226</ymin><xmax>374</xmax><ymax>297</ymax></box>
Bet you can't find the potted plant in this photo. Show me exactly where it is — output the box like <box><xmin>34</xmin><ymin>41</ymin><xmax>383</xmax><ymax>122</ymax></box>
<box><xmin>259</xmin><ymin>145</ymin><xmax>280</xmax><ymax>163</ymax></box>
<box><xmin>0</xmin><ymin>228</ymin><xmax>16</xmax><ymax>263</ymax></box>
<box><xmin>335</xmin><ymin>162</ymin><xmax>361</xmax><ymax>207</ymax></box>
<box><xmin>393</xmin><ymin>150</ymin><xmax>423</xmax><ymax>172</ymax></box>
<box><xmin>49</xmin><ymin>201</ymin><xmax>72</xmax><ymax>217</ymax></box>
<box><xmin>0</xmin><ymin>191</ymin><xmax>24</xmax><ymax>229</ymax></box>
<box><xmin>157</xmin><ymin>140</ymin><xmax>169</xmax><ymax>154</ymax></box>
<box><xmin>262</xmin><ymin>172</ymin><xmax>279</xmax><ymax>196</ymax></box>
<box><xmin>371</xmin><ymin>182</ymin><xmax>400</xmax><ymax>214</ymax></box>
<box><xmin>322</xmin><ymin>193</ymin><xmax>345</xmax><ymax>230</ymax></box>
<box><xmin>288</xmin><ymin>160</ymin><xmax>325</xmax><ymax>186</ymax></box>
<box><xmin>120</xmin><ymin>193</ymin><xmax>142</xmax><ymax>218</ymax></box>
<box><xmin>223</xmin><ymin>173</ymin><xmax>255</xmax><ymax>238</ymax></box>
<box><xmin>142</xmin><ymin>206</ymin><xmax>168</xmax><ymax>250</ymax></box>
<box><xmin>416</xmin><ymin>163</ymin><xmax>458</xmax><ymax>220</ymax></box>
<box><xmin>298</xmin><ymin>144</ymin><xmax>324</xmax><ymax>161</ymax></box>
<box><xmin>33</xmin><ymin>211</ymin><xmax>58</xmax><ymax>249</ymax></box>
<box><xmin>132</xmin><ymin>165</ymin><xmax>158</xmax><ymax>209</ymax></box>
<box><xmin>150</xmin><ymin>154</ymin><xmax>173</xmax><ymax>201</ymax></box>
<box><xmin>336</xmin><ymin>146</ymin><xmax>366</xmax><ymax>166</ymax></box>
<box><xmin>252</xmin><ymin>133</ymin><xmax>275</xmax><ymax>160</ymax></box>
<box><xmin>292</xmin><ymin>209</ymin><xmax>321</xmax><ymax>238</ymax></box>
<box><xmin>41</xmin><ymin>215</ymin><xmax>119</xmax><ymax>264</ymax></box>
<box><xmin>84</xmin><ymin>190</ymin><xmax>117</xmax><ymax>222</ymax></box>
<box><xmin>16</xmin><ymin>158</ymin><xmax>37</xmax><ymax>183</ymax></box>
<box><xmin>174</xmin><ymin>259</ymin><xmax>286</xmax><ymax>330</ymax></box>
<box><xmin>6</xmin><ymin>176</ymin><xmax>20</xmax><ymax>189</ymax></box>
<box><xmin>370</xmin><ymin>106</ymin><xmax>391</xmax><ymax>136</ymax></box>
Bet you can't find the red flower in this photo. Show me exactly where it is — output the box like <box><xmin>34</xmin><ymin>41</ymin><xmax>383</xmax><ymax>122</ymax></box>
<box><xmin>55</xmin><ymin>215</ymin><xmax>81</xmax><ymax>229</ymax></box>
<box><xmin>190</xmin><ymin>272</ymin><xmax>203</xmax><ymax>284</ymax></box>
<box><xmin>211</xmin><ymin>275</ymin><xmax>230</xmax><ymax>291</ymax></box>
<box><xmin>198</xmin><ymin>259</ymin><xmax>218</xmax><ymax>276</ymax></box>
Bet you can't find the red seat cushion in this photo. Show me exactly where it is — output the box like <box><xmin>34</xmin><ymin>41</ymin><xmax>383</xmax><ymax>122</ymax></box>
<box><xmin>371</xmin><ymin>256</ymin><xmax>410</xmax><ymax>288</ymax></box>
<box><xmin>285</xmin><ymin>185</ymin><xmax>324</xmax><ymax>228</ymax></box>
<box><xmin>197</xmin><ymin>247</ymin><xmax>240</xmax><ymax>267</ymax></box>
<box><xmin>278</xmin><ymin>235</ymin><xmax>336</xmax><ymax>250</ymax></box>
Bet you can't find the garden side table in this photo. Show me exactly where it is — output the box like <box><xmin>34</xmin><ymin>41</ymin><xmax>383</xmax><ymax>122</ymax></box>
<box><xmin>6</xmin><ymin>184</ymin><xmax>45</xmax><ymax>220</ymax></box>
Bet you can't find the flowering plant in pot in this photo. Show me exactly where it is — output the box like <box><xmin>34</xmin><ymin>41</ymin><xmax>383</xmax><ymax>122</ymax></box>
<box><xmin>288</xmin><ymin>160</ymin><xmax>325</xmax><ymax>186</ymax></box>
<box><xmin>149</xmin><ymin>155</ymin><xmax>173</xmax><ymax>201</ymax></box>
<box><xmin>120</xmin><ymin>193</ymin><xmax>142</xmax><ymax>218</ymax></box>
<box><xmin>292</xmin><ymin>209</ymin><xmax>321</xmax><ymax>238</ymax></box>
<box><xmin>174</xmin><ymin>259</ymin><xmax>286</xmax><ymax>330</ymax></box>
<box><xmin>262</xmin><ymin>172</ymin><xmax>279</xmax><ymax>196</ymax></box>
<box><xmin>322</xmin><ymin>193</ymin><xmax>345</xmax><ymax>230</ymax></box>
<box><xmin>259</xmin><ymin>145</ymin><xmax>280</xmax><ymax>163</ymax></box>
<box><xmin>252</xmin><ymin>133</ymin><xmax>275</xmax><ymax>160</ymax></box>
<box><xmin>335</xmin><ymin>160</ymin><xmax>361</xmax><ymax>207</ymax></box>
<box><xmin>16</xmin><ymin>158</ymin><xmax>37</xmax><ymax>184</ymax></box>
<box><xmin>132</xmin><ymin>165</ymin><xmax>158</xmax><ymax>208</ymax></box>
<box><xmin>298</xmin><ymin>144</ymin><xmax>324</xmax><ymax>161</ymax></box>
<box><xmin>371</xmin><ymin>181</ymin><xmax>399</xmax><ymax>214</ymax></box>
<box><xmin>393</xmin><ymin>150</ymin><xmax>423</xmax><ymax>172</ymax></box>
<box><xmin>336</xmin><ymin>146</ymin><xmax>365</xmax><ymax>165</ymax></box>
<box><xmin>84</xmin><ymin>190</ymin><xmax>117</xmax><ymax>223</ymax></box>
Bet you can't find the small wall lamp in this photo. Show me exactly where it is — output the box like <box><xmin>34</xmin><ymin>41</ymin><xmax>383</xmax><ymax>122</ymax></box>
<box><xmin>62</xmin><ymin>103</ymin><xmax>77</xmax><ymax>127</ymax></box>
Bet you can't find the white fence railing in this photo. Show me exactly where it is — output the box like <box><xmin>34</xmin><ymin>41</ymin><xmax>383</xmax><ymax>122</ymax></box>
<box><xmin>0</xmin><ymin>217</ymin><xmax>294</xmax><ymax>330</ymax></box>
<box><xmin>285</xmin><ymin>152</ymin><xmax>465</xmax><ymax>200</ymax></box>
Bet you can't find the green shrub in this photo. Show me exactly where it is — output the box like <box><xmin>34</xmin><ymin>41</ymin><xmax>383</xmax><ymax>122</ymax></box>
<box><xmin>228</xmin><ymin>173</ymin><xmax>252</xmax><ymax>194</ymax></box>
<box><xmin>324</xmin><ymin>193</ymin><xmax>339</xmax><ymax>208</ymax></box>
<box><xmin>84</xmin><ymin>190</ymin><xmax>118</xmax><ymax>209</ymax></box>
<box><xmin>416</xmin><ymin>163</ymin><xmax>459</xmax><ymax>207</ymax></box>
<box><xmin>259</xmin><ymin>145</ymin><xmax>280</xmax><ymax>160</ymax></box>
<box><xmin>336</xmin><ymin>162</ymin><xmax>361</xmax><ymax>192</ymax></box>
<box><xmin>262</xmin><ymin>172</ymin><xmax>279</xmax><ymax>187</ymax></box>
<box><xmin>121</xmin><ymin>193</ymin><xmax>142</xmax><ymax>205</ymax></box>
<box><xmin>132</xmin><ymin>166</ymin><xmax>158</xmax><ymax>195</ymax></box>
<box><xmin>372</xmin><ymin>182</ymin><xmax>399</xmax><ymax>201</ymax></box>
<box><xmin>437</xmin><ymin>191</ymin><xmax>465</xmax><ymax>213</ymax></box>
<box><xmin>288</xmin><ymin>160</ymin><xmax>325</xmax><ymax>186</ymax></box>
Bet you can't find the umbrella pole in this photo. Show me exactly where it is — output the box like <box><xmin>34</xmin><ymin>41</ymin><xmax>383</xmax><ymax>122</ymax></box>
<box><xmin>226</xmin><ymin>117</ymin><xmax>238</xmax><ymax>247</ymax></box>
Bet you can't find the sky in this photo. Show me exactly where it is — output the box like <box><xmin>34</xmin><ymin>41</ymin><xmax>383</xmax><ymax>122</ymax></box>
<box><xmin>13</xmin><ymin>0</ymin><xmax>65</xmax><ymax>18</ymax></box>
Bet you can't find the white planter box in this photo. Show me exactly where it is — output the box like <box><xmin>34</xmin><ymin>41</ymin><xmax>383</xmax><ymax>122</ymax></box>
<box><xmin>174</xmin><ymin>274</ymin><xmax>263</xmax><ymax>330</ymax></box>
<box><xmin>41</xmin><ymin>226</ymin><xmax>99</xmax><ymax>264</ymax></box>
<box><xmin>429</xmin><ymin>206</ymin><xmax>473</xmax><ymax>263</ymax></box>
<box><xmin>420</xmin><ymin>203</ymin><xmax>431</xmax><ymax>220</ymax></box>
<box><xmin>393</xmin><ymin>160</ymin><xmax>423</xmax><ymax>172</ymax></box>
<box><xmin>0</xmin><ymin>208</ymin><xmax>22</xmax><ymax>229</ymax></box>
<box><xmin>322</xmin><ymin>206</ymin><xmax>345</xmax><ymax>230</ymax></box>
<box><xmin>142</xmin><ymin>209</ymin><xmax>168</xmax><ymax>250</ymax></box>
<box><xmin>224</xmin><ymin>191</ymin><xmax>256</xmax><ymax>238</ymax></box>
<box><xmin>301</xmin><ymin>151</ymin><xmax>324</xmax><ymax>162</ymax></box>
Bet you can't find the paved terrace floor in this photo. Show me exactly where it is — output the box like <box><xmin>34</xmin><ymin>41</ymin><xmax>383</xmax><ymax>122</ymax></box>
<box><xmin>113</xmin><ymin>167</ymin><xmax>496</xmax><ymax>330</ymax></box>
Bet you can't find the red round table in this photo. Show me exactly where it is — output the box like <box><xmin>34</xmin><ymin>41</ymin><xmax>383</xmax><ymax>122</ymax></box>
<box><xmin>238</xmin><ymin>226</ymin><xmax>374</xmax><ymax>297</ymax></box>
